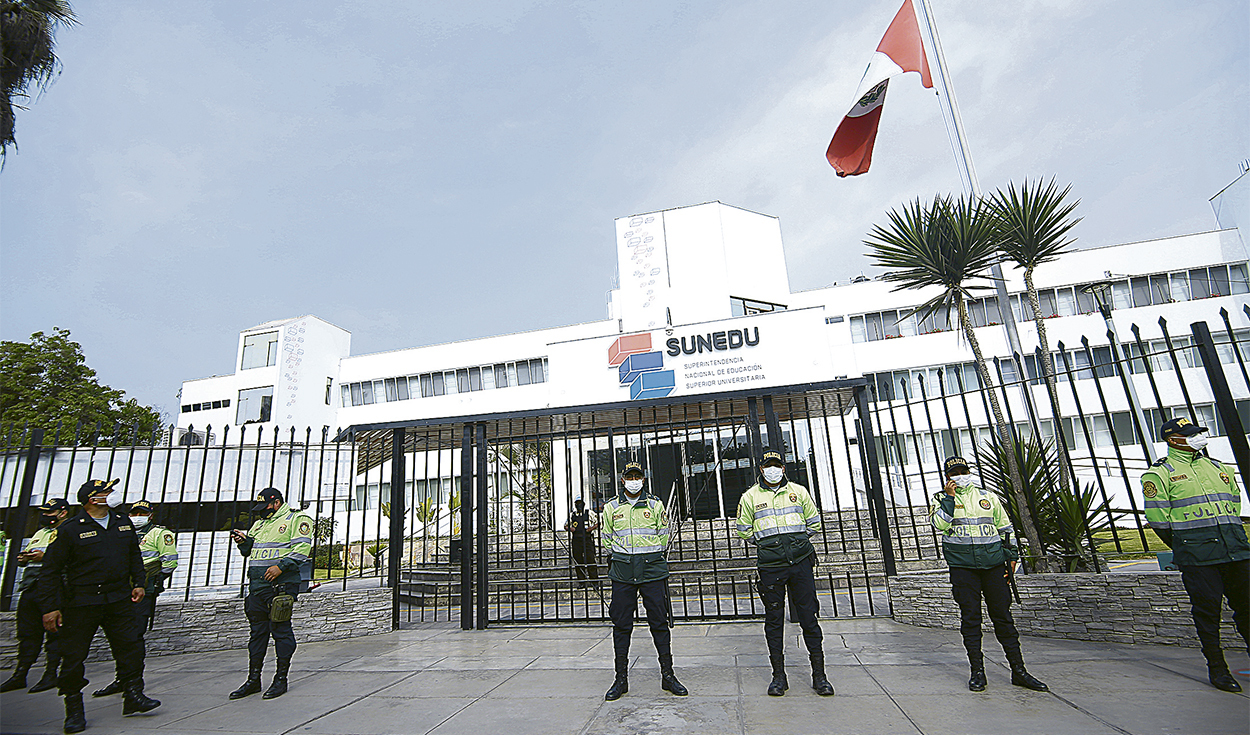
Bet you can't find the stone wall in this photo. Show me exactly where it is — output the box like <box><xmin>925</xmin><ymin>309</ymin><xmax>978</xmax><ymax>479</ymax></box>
<box><xmin>1</xmin><ymin>587</ymin><xmax>392</xmax><ymax>667</ymax></box>
<box><xmin>888</xmin><ymin>569</ymin><xmax>1242</xmax><ymax>648</ymax></box>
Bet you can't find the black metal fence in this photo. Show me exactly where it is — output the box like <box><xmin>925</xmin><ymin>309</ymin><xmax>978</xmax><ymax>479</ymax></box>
<box><xmin>3</xmin><ymin>309</ymin><xmax>1248</xmax><ymax>627</ymax></box>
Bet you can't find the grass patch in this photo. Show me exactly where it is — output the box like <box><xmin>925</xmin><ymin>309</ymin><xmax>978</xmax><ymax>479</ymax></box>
<box><xmin>1094</xmin><ymin>524</ymin><xmax>1250</xmax><ymax>558</ymax></box>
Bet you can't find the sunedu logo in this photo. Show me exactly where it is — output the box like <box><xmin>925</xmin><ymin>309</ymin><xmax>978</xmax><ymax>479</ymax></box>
<box><xmin>608</xmin><ymin>334</ymin><xmax>675</xmax><ymax>400</ymax></box>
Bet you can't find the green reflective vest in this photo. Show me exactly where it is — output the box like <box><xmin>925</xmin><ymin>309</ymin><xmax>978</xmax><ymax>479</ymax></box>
<box><xmin>1142</xmin><ymin>447</ymin><xmax>1248</xmax><ymax>566</ymax></box>
<box><xmin>239</xmin><ymin>504</ymin><xmax>313</xmax><ymax>591</ymax></box>
<box><xmin>17</xmin><ymin>527</ymin><xmax>57</xmax><ymax>593</ymax></box>
<box><xmin>929</xmin><ymin>484</ymin><xmax>1018</xmax><ymax>569</ymax></box>
<box><xmin>601</xmin><ymin>493</ymin><xmax>669</xmax><ymax>583</ymax></box>
<box><xmin>736</xmin><ymin>480</ymin><xmax>820</xmax><ymax>569</ymax></box>
<box><xmin>139</xmin><ymin>525</ymin><xmax>179</xmax><ymax>581</ymax></box>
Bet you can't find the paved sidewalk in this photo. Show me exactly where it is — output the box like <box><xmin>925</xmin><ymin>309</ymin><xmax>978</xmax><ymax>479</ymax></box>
<box><xmin>1</xmin><ymin>618</ymin><xmax>1246</xmax><ymax>735</ymax></box>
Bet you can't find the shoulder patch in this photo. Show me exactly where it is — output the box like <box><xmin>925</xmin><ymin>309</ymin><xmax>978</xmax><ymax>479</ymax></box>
<box><xmin>979</xmin><ymin>499</ymin><xmax>992</xmax><ymax>510</ymax></box>
<box><xmin>298</xmin><ymin>520</ymin><xmax>311</xmax><ymax>535</ymax></box>
<box><xmin>164</xmin><ymin>533</ymin><xmax>174</xmax><ymax>545</ymax></box>
<box><xmin>789</xmin><ymin>493</ymin><xmax>798</xmax><ymax>503</ymax></box>
<box><xmin>1143</xmin><ymin>481</ymin><xmax>1158</xmax><ymax>498</ymax></box>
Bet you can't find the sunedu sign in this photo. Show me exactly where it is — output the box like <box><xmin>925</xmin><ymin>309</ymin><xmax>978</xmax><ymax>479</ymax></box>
<box><xmin>547</xmin><ymin>308</ymin><xmax>849</xmax><ymax>408</ymax></box>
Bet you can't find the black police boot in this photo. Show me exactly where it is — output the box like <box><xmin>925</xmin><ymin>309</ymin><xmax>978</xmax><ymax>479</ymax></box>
<box><xmin>263</xmin><ymin>658</ymin><xmax>290</xmax><ymax>699</ymax></box>
<box><xmin>968</xmin><ymin>667</ymin><xmax>987</xmax><ymax>692</ymax></box>
<box><xmin>810</xmin><ymin>653</ymin><xmax>835</xmax><ymax>696</ymax></box>
<box><xmin>229</xmin><ymin>664</ymin><xmax>264</xmax><ymax>700</ymax></box>
<box><xmin>604</xmin><ymin>674</ymin><xmax>629</xmax><ymax>701</ymax></box>
<box><xmin>121</xmin><ymin>682</ymin><xmax>161</xmax><ymax>716</ymax></box>
<box><xmin>91</xmin><ymin>678</ymin><xmax>124</xmax><ymax>697</ymax></box>
<box><xmin>1010</xmin><ymin>663</ymin><xmax>1048</xmax><ymax>691</ymax></box>
<box><xmin>1209</xmin><ymin>666</ymin><xmax>1242</xmax><ymax>693</ymax></box>
<box><xmin>658</xmin><ymin>652</ymin><xmax>688</xmax><ymax>696</ymax></box>
<box><xmin>767</xmin><ymin>654</ymin><xmax>788</xmax><ymax>696</ymax></box>
<box><xmin>29</xmin><ymin>656</ymin><xmax>60</xmax><ymax>693</ymax></box>
<box><xmin>0</xmin><ymin>665</ymin><xmax>30</xmax><ymax>693</ymax></box>
<box><xmin>63</xmin><ymin>692</ymin><xmax>87</xmax><ymax>734</ymax></box>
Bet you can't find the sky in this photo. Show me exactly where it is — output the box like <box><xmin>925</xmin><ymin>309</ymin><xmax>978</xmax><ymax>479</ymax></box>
<box><xmin>1</xmin><ymin>0</ymin><xmax>1247</xmax><ymax>422</ymax></box>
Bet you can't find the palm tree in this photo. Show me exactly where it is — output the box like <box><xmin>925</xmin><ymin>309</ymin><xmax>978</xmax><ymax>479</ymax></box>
<box><xmin>1</xmin><ymin>0</ymin><xmax>76</xmax><ymax>158</ymax></box>
<box><xmin>989</xmin><ymin>179</ymin><xmax>1082</xmax><ymax>499</ymax></box>
<box><xmin>865</xmin><ymin>194</ymin><xmax>1047</xmax><ymax>568</ymax></box>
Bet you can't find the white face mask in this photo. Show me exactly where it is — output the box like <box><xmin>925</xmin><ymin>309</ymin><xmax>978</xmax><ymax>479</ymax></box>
<box><xmin>106</xmin><ymin>489</ymin><xmax>125</xmax><ymax>508</ymax></box>
<box><xmin>130</xmin><ymin>515</ymin><xmax>151</xmax><ymax>528</ymax></box>
<box><xmin>953</xmin><ymin>475</ymin><xmax>976</xmax><ymax>489</ymax></box>
<box><xmin>624</xmin><ymin>479</ymin><xmax>644</xmax><ymax>493</ymax></box>
<box><xmin>762</xmin><ymin>467</ymin><xmax>785</xmax><ymax>484</ymax></box>
<box><xmin>1185</xmin><ymin>433</ymin><xmax>1210</xmax><ymax>451</ymax></box>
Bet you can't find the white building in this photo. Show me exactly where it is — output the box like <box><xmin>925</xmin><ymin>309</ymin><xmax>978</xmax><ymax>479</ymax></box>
<box><xmin>173</xmin><ymin>194</ymin><xmax>1249</xmax><ymax>532</ymax></box>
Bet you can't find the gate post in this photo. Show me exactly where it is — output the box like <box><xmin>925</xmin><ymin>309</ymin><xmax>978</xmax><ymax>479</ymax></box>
<box><xmin>854</xmin><ymin>386</ymin><xmax>897</xmax><ymax>577</ymax></box>
<box><xmin>1</xmin><ymin>428</ymin><xmax>43</xmax><ymax>612</ymax></box>
<box><xmin>388</xmin><ymin>428</ymin><xmax>406</xmax><ymax>630</ymax></box>
<box><xmin>747</xmin><ymin>397</ymin><xmax>763</xmax><ymax>461</ymax></box>
<box><xmin>762</xmin><ymin>395</ymin><xmax>784</xmax><ymax>454</ymax></box>
<box><xmin>459</xmin><ymin>424</ymin><xmax>474</xmax><ymax>630</ymax></box>
<box><xmin>1191</xmin><ymin>321</ymin><xmax>1250</xmax><ymax>496</ymax></box>
<box><xmin>475</xmin><ymin>423</ymin><xmax>489</xmax><ymax>629</ymax></box>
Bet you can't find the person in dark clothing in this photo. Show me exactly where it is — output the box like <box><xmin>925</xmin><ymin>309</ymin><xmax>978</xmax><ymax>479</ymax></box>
<box><xmin>564</xmin><ymin>497</ymin><xmax>600</xmax><ymax>585</ymax></box>
<box><xmin>39</xmin><ymin>479</ymin><xmax>161</xmax><ymax>733</ymax></box>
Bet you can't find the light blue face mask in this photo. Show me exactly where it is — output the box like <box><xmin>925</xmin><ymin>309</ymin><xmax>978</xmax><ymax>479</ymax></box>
<box><xmin>953</xmin><ymin>475</ymin><xmax>976</xmax><ymax>488</ymax></box>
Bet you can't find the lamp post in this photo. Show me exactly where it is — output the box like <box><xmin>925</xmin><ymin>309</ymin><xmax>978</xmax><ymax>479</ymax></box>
<box><xmin>1082</xmin><ymin>281</ymin><xmax>1155</xmax><ymax>463</ymax></box>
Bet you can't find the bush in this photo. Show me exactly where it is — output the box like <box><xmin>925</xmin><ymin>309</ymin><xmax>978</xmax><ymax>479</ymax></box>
<box><xmin>313</xmin><ymin>543</ymin><xmax>343</xmax><ymax>570</ymax></box>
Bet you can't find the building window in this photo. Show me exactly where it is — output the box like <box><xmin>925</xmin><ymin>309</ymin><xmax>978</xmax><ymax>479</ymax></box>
<box><xmin>181</xmin><ymin>399</ymin><xmax>230</xmax><ymax>413</ymax></box>
<box><xmin>730</xmin><ymin>296</ymin><xmax>787</xmax><ymax>316</ymax></box>
<box><xmin>325</xmin><ymin>378</ymin><xmax>333</xmax><ymax>406</ymax></box>
<box><xmin>241</xmin><ymin>332</ymin><xmax>279</xmax><ymax>370</ymax></box>
<box><xmin>236</xmin><ymin>386</ymin><xmax>273</xmax><ymax>424</ymax></box>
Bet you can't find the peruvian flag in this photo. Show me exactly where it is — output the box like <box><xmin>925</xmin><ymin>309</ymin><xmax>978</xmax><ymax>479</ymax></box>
<box><xmin>826</xmin><ymin>0</ymin><xmax>934</xmax><ymax>176</ymax></box>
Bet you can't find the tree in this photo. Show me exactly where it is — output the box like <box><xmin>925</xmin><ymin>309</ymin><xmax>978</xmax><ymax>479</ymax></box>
<box><xmin>311</xmin><ymin>517</ymin><xmax>336</xmax><ymax>544</ymax></box>
<box><xmin>1</xmin><ymin>328</ymin><xmax>165</xmax><ymax>444</ymax></box>
<box><xmin>865</xmin><ymin>194</ymin><xmax>1047</xmax><ymax>569</ymax></box>
<box><xmin>989</xmin><ymin>179</ymin><xmax>1082</xmax><ymax>499</ymax></box>
<box><xmin>1</xmin><ymin>0</ymin><xmax>77</xmax><ymax>159</ymax></box>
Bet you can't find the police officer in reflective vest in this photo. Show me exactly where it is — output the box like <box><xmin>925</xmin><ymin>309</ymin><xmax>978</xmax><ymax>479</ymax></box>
<box><xmin>601</xmin><ymin>461</ymin><xmax>688</xmax><ymax>701</ymax></box>
<box><xmin>229</xmin><ymin>487</ymin><xmax>313</xmax><ymax>700</ymax></box>
<box><xmin>930</xmin><ymin>456</ymin><xmax>1047</xmax><ymax>692</ymax></box>
<box><xmin>736</xmin><ymin>449</ymin><xmax>835</xmax><ymax>697</ymax></box>
<box><xmin>1142</xmin><ymin>417</ymin><xmax>1249</xmax><ymax>693</ymax></box>
<box><xmin>1</xmin><ymin>498</ymin><xmax>69</xmax><ymax>694</ymax></box>
<box><xmin>91</xmin><ymin>499</ymin><xmax>180</xmax><ymax>697</ymax></box>
<box><xmin>38</xmin><ymin>479</ymin><xmax>161</xmax><ymax>733</ymax></box>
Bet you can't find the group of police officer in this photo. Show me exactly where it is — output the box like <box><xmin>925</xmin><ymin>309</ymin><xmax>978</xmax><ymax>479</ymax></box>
<box><xmin>600</xmin><ymin>419</ymin><xmax>1247</xmax><ymax>701</ymax></box>
<box><xmin>4</xmin><ymin>418</ymin><xmax>1245</xmax><ymax>729</ymax></box>
<box><xmin>2</xmin><ymin>482</ymin><xmax>312</xmax><ymax>733</ymax></box>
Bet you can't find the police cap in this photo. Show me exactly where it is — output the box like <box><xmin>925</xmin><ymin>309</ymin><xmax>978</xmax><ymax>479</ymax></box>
<box><xmin>77</xmin><ymin>478</ymin><xmax>118</xmax><ymax>505</ymax></box>
<box><xmin>252</xmin><ymin>487</ymin><xmax>283</xmax><ymax>512</ymax></box>
<box><xmin>129</xmin><ymin>499</ymin><xmax>155</xmax><ymax>514</ymax></box>
<box><xmin>760</xmin><ymin>449</ymin><xmax>784</xmax><ymax>467</ymax></box>
<box><xmin>38</xmin><ymin>498</ymin><xmax>69</xmax><ymax>513</ymax></box>
<box><xmin>1160</xmin><ymin>416</ymin><xmax>1205</xmax><ymax>441</ymax></box>
<box><xmin>943</xmin><ymin>456</ymin><xmax>970</xmax><ymax>477</ymax></box>
<box><xmin>622</xmin><ymin>462</ymin><xmax>644</xmax><ymax>478</ymax></box>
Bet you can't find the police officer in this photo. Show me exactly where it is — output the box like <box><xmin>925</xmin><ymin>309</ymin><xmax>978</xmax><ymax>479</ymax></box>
<box><xmin>38</xmin><ymin>479</ymin><xmax>161</xmax><ymax>733</ymax></box>
<box><xmin>1</xmin><ymin>498</ymin><xmax>69</xmax><ymax>694</ymax></box>
<box><xmin>930</xmin><ymin>456</ymin><xmax>1047</xmax><ymax>692</ymax></box>
<box><xmin>91</xmin><ymin>499</ymin><xmax>180</xmax><ymax>697</ymax></box>
<box><xmin>564</xmin><ymin>497</ymin><xmax>600</xmax><ymax>586</ymax></box>
<box><xmin>228</xmin><ymin>487</ymin><xmax>313</xmax><ymax>701</ymax></box>
<box><xmin>736</xmin><ymin>449</ymin><xmax>835</xmax><ymax>697</ymax></box>
<box><xmin>601</xmin><ymin>461</ymin><xmax>688</xmax><ymax>701</ymax></box>
<box><xmin>1142</xmin><ymin>417</ymin><xmax>1249</xmax><ymax>693</ymax></box>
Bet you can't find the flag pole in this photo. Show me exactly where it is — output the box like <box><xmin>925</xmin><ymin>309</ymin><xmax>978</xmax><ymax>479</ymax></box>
<box><xmin>914</xmin><ymin>0</ymin><xmax>1028</xmax><ymax>378</ymax></box>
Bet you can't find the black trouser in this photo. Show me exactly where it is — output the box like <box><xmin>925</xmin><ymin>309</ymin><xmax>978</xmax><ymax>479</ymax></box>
<box><xmin>244</xmin><ymin>585</ymin><xmax>297</xmax><ymax>664</ymax></box>
<box><xmin>950</xmin><ymin>564</ymin><xmax>1020</xmax><ymax>667</ymax></box>
<box><xmin>758</xmin><ymin>554</ymin><xmax>823</xmax><ymax>659</ymax></box>
<box><xmin>135</xmin><ymin>590</ymin><xmax>158</xmax><ymax>631</ymax></box>
<box><xmin>1178</xmin><ymin>559</ymin><xmax>1250</xmax><ymax>667</ymax></box>
<box><xmin>571</xmin><ymin>536</ymin><xmax>599</xmax><ymax>581</ymax></box>
<box><xmin>15</xmin><ymin>587</ymin><xmax>60</xmax><ymax>668</ymax></box>
<box><xmin>609</xmin><ymin>579</ymin><xmax>671</xmax><ymax>671</ymax></box>
<box><xmin>57</xmin><ymin>599</ymin><xmax>145</xmax><ymax>695</ymax></box>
